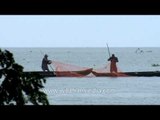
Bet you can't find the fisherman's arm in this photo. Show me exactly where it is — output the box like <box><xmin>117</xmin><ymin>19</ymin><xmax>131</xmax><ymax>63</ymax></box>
<box><xmin>47</xmin><ymin>60</ymin><xmax>52</xmax><ymax>64</ymax></box>
<box><xmin>116</xmin><ymin>58</ymin><xmax>119</xmax><ymax>62</ymax></box>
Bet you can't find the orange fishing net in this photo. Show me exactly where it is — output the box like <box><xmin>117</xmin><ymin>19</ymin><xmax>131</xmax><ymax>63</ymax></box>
<box><xmin>51</xmin><ymin>60</ymin><xmax>93</xmax><ymax>77</ymax></box>
<box><xmin>50</xmin><ymin>60</ymin><xmax>128</xmax><ymax>77</ymax></box>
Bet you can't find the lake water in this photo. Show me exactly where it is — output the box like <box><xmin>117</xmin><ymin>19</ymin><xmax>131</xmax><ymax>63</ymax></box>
<box><xmin>3</xmin><ymin>47</ymin><xmax>160</xmax><ymax>105</ymax></box>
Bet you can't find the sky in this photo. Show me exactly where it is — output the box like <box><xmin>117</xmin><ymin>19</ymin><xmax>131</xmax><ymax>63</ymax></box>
<box><xmin>0</xmin><ymin>15</ymin><xmax>160</xmax><ymax>47</ymax></box>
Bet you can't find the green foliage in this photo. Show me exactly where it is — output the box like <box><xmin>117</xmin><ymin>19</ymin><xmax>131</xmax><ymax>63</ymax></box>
<box><xmin>0</xmin><ymin>49</ymin><xmax>49</xmax><ymax>105</ymax></box>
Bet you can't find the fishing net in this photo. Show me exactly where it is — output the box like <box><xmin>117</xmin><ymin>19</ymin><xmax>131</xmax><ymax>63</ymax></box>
<box><xmin>49</xmin><ymin>60</ymin><xmax>128</xmax><ymax>77</ymax></box>
<box><xmin>51</xmin><ymin>60</ymin><xmax>93</xmax><ymax>77</ymax></box>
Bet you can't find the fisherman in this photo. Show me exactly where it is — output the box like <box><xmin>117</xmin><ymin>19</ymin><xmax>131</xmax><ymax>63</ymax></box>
<box><xmin>108</xmin><ymin>54</ymin><xmax>119</xmax><ymax>73</ymax></box>
<box><xmin>41</xmin><ymin>54</ymin><xmax>52</xmax><ymax>72</ymax></box>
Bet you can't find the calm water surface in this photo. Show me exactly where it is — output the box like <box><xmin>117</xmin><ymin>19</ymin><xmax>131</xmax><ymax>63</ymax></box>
<box><xmin>3</xmin><ymin>47</ymin><xmax>160</xmax><ymax>105</ymax></box>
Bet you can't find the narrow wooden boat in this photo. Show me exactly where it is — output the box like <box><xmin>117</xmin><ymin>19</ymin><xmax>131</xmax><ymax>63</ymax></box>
<box><xmin>55</xmin><ymin>68</ymin><xmax>93</xmax><ymax>77</ymax></box>
<box><xmin>91</xmin><ymin>70</ymin><xmax>160</xmax><ymax>77</ymax></box>
<box><xmin>24</xmin><ymin>68</ymin><xmax>93</xmax><ymax>77</ymax></box>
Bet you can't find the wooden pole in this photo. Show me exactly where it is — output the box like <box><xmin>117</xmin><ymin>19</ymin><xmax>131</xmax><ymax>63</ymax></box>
<box><xmin>106</xmin><ymin>43</ymin><xmax>111</xmax><ymax>58</ymax></box>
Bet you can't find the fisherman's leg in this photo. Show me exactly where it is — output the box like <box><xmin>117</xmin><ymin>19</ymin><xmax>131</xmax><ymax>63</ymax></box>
<box><xmin>42</xmin><ymin>67</ymin><xmax>45</xmax><ymax>72</ymax></box>
<box><xmin>112</xmin><ymin>64</ymin><xmax>117</xmax><ymax>73</ymax></box>
<box><xmin>46</xmin><ymin>66</ymin><xmax>50</xmax><ymax>72</ymax></box>
<box><xmin>110</xmin><ymin>64</ymin><xmax>114</xmax><ymax>73</ymax></box>
<box><xmin>114</xmin><ymin>67</ymin><xmax>117</xmax><ymax>73</ymax></box>
<box><xmin>110</xmin><ymin>67</ymin><xmax>113</xmax><ymax>73</ymax></box>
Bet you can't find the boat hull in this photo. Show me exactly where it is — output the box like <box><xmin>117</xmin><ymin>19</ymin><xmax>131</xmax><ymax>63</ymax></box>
<box><xmin>92</xmin><ymin>71</ymin><xmax>160</xmax><ymax>77</ymax></box>
<box><xmin>24</xmin><ymin>68</ymin><xmax>93</xmax><ymax>77</ymax></box>
<box><xmin>55</xmin><ymin>68</ymin><xmax>93</xmax><ymax>77</ymax></box>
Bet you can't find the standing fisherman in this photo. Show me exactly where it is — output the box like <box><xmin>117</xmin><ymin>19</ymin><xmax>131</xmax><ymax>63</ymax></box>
<box><xmin>41</xmin><ymin>54</ymin><xmax>52</xmax><ymax>72</ymax></box>
<box><xmin>108</xmin><ymin>54</ymin><xmax>119</xmax><ymax>73</ymax></box>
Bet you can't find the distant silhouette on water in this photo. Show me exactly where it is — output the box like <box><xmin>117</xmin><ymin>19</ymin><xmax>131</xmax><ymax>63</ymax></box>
<box><xmin>135</xmin><ymin>48</ymin><xmax>143</xmax><ymax>53</ymax></box>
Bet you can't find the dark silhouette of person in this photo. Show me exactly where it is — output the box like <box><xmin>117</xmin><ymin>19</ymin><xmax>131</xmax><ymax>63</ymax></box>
<box><xmin>41</xmin><ymin>54</ymin><xmax>52</xmax><ymax>72</ymax></box>
<box><xmin>108</xmin><ymin>54</ymin><xmax>119</xmax><ymax>73</ymax></box>
<box><xmin>135</xmin><ymin>48</ymin><xmax>143</xmax><ymax>53</ymax></box>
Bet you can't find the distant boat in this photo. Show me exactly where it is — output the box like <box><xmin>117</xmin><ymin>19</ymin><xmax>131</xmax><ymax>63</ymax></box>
<box><xmin>146</xmin><ymin>50</ymin><xmax>152</xmax><ymax>52</ymax></box>
<box><xmin>152</xmin><ymin>64</ymin><xmax>160</xmax><ymax>67</ymax></box>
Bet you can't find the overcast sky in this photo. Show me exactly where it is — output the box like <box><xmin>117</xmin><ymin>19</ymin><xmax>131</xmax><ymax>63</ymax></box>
<box><xmin>0</xmin><ymin>15</ymin><xmax>160</xmax><ymax>47</ymax></box>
